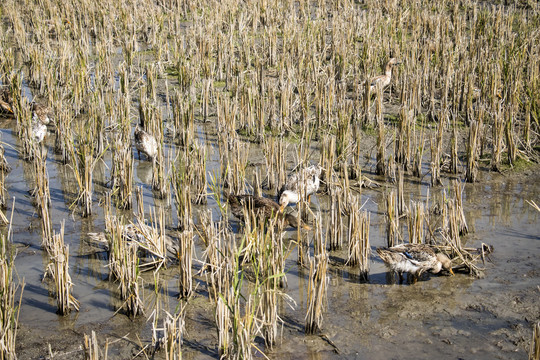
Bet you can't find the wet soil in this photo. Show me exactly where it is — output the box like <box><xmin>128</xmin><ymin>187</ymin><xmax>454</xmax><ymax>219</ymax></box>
<box><xmin>2</xmin><ymin>109</ymin><xmax>538</xmax><ymax>360</ymax></box>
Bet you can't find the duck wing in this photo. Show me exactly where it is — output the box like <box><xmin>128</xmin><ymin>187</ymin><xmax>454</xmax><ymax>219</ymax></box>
<box><xmin>238</xmin><ymin>195</ymin><xmax>280</xmax><ymax>216</ymax></box>
<box><xmin>390</xmin><ymin>244</ymin><xmax>436</xmax><ymax>263</ymax></box>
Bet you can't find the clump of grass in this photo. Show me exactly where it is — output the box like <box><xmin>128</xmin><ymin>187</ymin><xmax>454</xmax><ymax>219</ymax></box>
<box><xmin>15</xmin><ymin>93</ymin><xmax>40</xmax><ymax>161</ymax></box>
<box><xmin>171</xmin><ymin>89</ymin><xmax>195</xmax><ymax>147</ymax></box>
<box><xmin>32</xmin><ymin>150</ymin><xmax>52</xmax><ymax>245</ymax></box>
<box><xmin>395</xmin><ymin>107</ymin><xmax>413</xmax><ymax>170</ymax></box>
<box><xmin>305</xmin><ymin>252</ymin><xmax>328</xmax><ymax>334</ymax></box>
<box><xmin>412</xmin><ymin>127</ymin><xmax>425</xmax><ymax>178</ymax></box>
<box><xmin>375</xmin><ymin>91</ymin><xmax>386</xmax><ymax>176</ymax></box>
<box><xmin>397</xmin><ymin>165</ymin><xmax>406</xmax><ymax>215</ymax></box>
<box><xmin>44</xmin><ymin>221</ymin><xmax>80</xmax><ymax>315</ymax></box>
<box><xmin>0</xmin><ymin>140</ymin><xmax>11</xmax><ymax>173</ymax></box>
<box><xmin>491</xmin><ymin>105</ymin><xmax>505</xmax><ymax>172</ymax></box>
<box><xmin>132</xmin><ymin>208</ymin><xmax>168</xmax><ymax>272</ymax></box>
<box><xmin>346</xmin><ymin>197</ymin><xmax>370</xmax><ymax>280</ymax></box>
<box><xmin>262</xmin><ymin>135</ymin><xmax>286</xmax><ymax>191</ymax></box>
<box><xmin>199</xmin><ymin>212</ymin><xmax>234</xmax><ymax>303</ymax></box>
<box><xmin>253</xmin><ymin>216</ymin><xmax>291</xmax><ymax>347</ymax></box>
<box><xmin>407</xmin><ymin>201</ymin><xmax>425</xmax><ymax>244</ymax></box>
<box><xmin>105</xmin><ymin>208</ymin><xmax>144</xmax><ymax>317</ymax></box>
<box><xmin>153</xmin><ymin>308</ymin><xmax>186</xmax><ymax>360</ymax></box>
<box><xmin>216</xmin><ymin>296</ymin><xmax>231</xmax><ymax>358</ymax></box>
<box><xmin>1</xmin><ymin>229</ymin><xmax>24</xmax><ymax>360</ymax></box>
<box><xmin>68</xmin><ymin>121</ymin><xmax>105</xmax><ymax>217</ymax></box>
<box><xmin>170</xmin><ymin>159</ymin><xmax>192</xmax><ymax>231</ymax></box>
<box><xmin>465</xmin><ymin>119</ymin><xmax>481</xmax><ymax>183</ymax></box>
<box><xmin>187</xmin><ymin>141</ymin><xmax>207</xmax><ymax>205</ymax></box>
<box><xmin>450</xmin><ymin>114</ymin><xmax>460</xmax><ymax>174</ymax></box>
<box><xmin>177</xmin><ymin>228</ymin><xmax>193</xmax><ymax>299</ymax></box>
<box><xmin>110</xmin><ymin>98</ymin><xmax>133</xmax><ymax>210</ymax></box>
<box><xmin>306</xmin><ymin>215</ymin><xmax>328</xmax><ymax>334</ymax></box>
<box><xmin>83</xmin><ymin>330</ymin><xmax>108</xmax><ymax>360</ymax></box>
<box><xmin>54</xmin><ymin>101</ymin><xmax>74</xmax><ymax>165</ymax></box>
<box><xmin>385</xmin><ymin>190</ymin><xmax>400</xmax><ymax>247</ymax></box>
<box><xmin>530</xmin><ymin>322</ymin><xmax>540</xmax><ymax>360</ymax></box>
<box><xmin>0</xmin><ymin>171</ymin><xmax>8</xmax><ymax>226</ymax></box>
<box><xmin>327</xmin><ymin>184</ymin><xmax>345</xmax><ymax>251</ymax></box>
<box><xmin>430</xmin><ymin>117</ymin><xmax>444</xmax><ymax>186</ymax></box>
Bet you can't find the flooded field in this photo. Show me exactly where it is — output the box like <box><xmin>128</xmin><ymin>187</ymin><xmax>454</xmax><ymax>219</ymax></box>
<box><xmin>2</xmin><ymin>117</ymin><xmax>538</xmax><ymax>359</ymax></box>
<box><xmin>0</xmin><ymin>0</ymin><xmax>539</xmax><ymax>359</ymax></box>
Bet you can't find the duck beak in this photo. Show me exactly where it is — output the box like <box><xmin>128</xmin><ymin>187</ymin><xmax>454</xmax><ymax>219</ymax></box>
<box><xmin>449</xmin><ymin>268</ymin><xmax>454</xmax><ymax>276</ymax></box>
<box><xmin>0</xmin><ymin>101</ymin><xmax>13</xmax><ymax>114</ymax></box>
<box><xmin>302</xmin><ymin>224</ymin><xmax>311</xmax><ymax>231</ymax></box>
<box><xmin>279</xmin><ymin>204</ymin><xmax>285</xmax><ymax>213</ymax></box>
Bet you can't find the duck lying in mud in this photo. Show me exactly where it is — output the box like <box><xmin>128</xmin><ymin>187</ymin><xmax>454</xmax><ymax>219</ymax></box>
<box><xmin>377</xmin><ymin>243</ymin><xmax>454</xmax><ymax>283</ymax></box>
<box><xmin>278</xmin><ymin>164</ymin><xmax>323</xmax><ymax>212</ymax></box>
<box><xmin>224</xmin><ymin>193</ymin><xmax>311</xmax><ymax>230</ymax></box>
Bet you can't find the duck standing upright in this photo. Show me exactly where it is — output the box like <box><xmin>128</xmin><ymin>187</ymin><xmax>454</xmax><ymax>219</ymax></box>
<box><xmin>377</xmin><ymin>243</ymin><xmax>453</xmax><ymax>283</ymax></box>
<box><xmin>278</xmin><ymin>164</ymin><xmax>322</xmax><ymax>212</ymax></box>
<box><xmin>134</xmin><ymin>122</ymin><xmax>158</xmax><ymax>164</ymax></box>
<box><xmin>369</xmin><ymin>58</ymin><xmax>400</xmax><ymax>94</ymax></box>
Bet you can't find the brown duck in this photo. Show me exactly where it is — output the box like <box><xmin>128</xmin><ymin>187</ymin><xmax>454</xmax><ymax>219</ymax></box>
<box><xmin>224</xmin><ymin>193</ymin><xmax>310</xmax><ymax>230</ymax></box>
<box><xmin>377</xmin><ymin>243</ymin><xmax>453</xmax><ymax>282</ymax></box>
<box><xmin>0</xmin><ymin>87</ymin><xmax>13</xmax><ymax>114</ymax></box>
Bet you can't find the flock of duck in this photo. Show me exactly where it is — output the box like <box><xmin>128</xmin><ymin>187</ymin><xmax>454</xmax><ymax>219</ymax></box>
<box><xmin>0</xmin><ymin>57</ymin><xmax>455</xmax><ymax>283</ymax></box>
<box><xmin>223</xmin><ymin>163</ymin><xmax>454</xmax><ymax>282</ymax></box>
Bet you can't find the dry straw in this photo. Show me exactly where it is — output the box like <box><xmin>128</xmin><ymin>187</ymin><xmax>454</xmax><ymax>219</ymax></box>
<box><xmin>1</xmin><ymin>226</ymin><xmax>24</xmax><ymax>360</ymax></box>
<box><xmin>306</xmin><ymin>215</ymin><xmax>328</xmax><ymax>334</ymax></box>
<box><xmin>44</xmin><ymin>221</ymin><xmax>80</xmax><ymax>315</ymax></box>
<box><xmin>346</xmin><ymin>197</ymin><xmax>370</xmax><ymax>279</ymax></box>
<box><xmin>83</xmin><ymin>330</ymin><xmax>108</xmax><ymax>360</ymax></box>
<box><xmin>530</xmin><ymin>322</ymin><xmax>540</xmax><ymax>360</ymax></box>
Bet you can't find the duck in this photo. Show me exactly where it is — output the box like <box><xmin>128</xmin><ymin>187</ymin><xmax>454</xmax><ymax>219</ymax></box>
<box><xmin>31</xmin><ymin>102</ymin><xmax>52</xmax><ymax>125</ymax></box>
<box><xmin>376</xmin><ymin>243</ymin><xmax>454</xmax><ymax>283</ymax></box>
<box><xmin>0</xmin><ymin>87</ymin><xmax>13</xmax><ymax>114</ymax></box>
<box><xmin>224</xmin><ymin>193</ymin><xmax>310</xmax><ymax>230</ymax></box>
<box><xmin>278</xmin><ymin>164</ymin><xmax>322</xmax><ymax>212</ymax></box>
<box><xmin>31</xmin><ymin>120</ymin><xmax>47</xmax><ymax>144</ymax></box>
<box><xmin>369</xmin><ymin>58</ymin><xmax>400</xmax><ymax>94</ymax></box>
<box><xmin>134</xmin><ymin>124</ymin><xmax>158</xmax><ymax>163</ymax></box>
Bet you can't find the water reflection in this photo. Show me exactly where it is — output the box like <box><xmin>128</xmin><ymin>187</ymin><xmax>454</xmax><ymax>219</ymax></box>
<box><xmin>136</xmin><ymin>160</ymin><xmax>153</xmax><ymax>184</ymax></box>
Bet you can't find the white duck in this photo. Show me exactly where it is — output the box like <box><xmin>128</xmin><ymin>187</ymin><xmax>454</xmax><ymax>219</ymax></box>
<box><xmin>278</xmin><ymin>164</ymin><xmax>322</xmax><ymax>212</ymax></box>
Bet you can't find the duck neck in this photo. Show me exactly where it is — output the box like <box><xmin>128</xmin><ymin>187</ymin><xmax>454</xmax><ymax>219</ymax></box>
<box><xmin>138</xmin><ymin>104</ymin><xmax>146</xmax><ymax>129</ymax></box>
<box><xmin>385</xmin><ymin>64</ymin><xmax>393</xmax><ymax>78</ymax></box>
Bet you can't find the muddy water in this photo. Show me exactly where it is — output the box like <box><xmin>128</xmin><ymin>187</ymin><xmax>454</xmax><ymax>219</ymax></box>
<box><xmin>2</xmin><ymin>111</ymin><xmax>539</xmax><ymax>360</ymax></box>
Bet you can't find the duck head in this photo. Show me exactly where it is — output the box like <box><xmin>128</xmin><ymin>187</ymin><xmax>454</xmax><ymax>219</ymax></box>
<box><xmin>278</xmin><ymin>190</ymin><xmax>299</xmax><ymax>212</ymax></box>
<box><xmin>434</xmin><ymin>253</ymin><xmax>454</xmax><ymax>275</ymax></box>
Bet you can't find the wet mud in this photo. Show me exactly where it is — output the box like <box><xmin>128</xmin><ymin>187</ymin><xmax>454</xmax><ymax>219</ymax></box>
<box><xmin>1</xmin><ymin>115</ymin><xmax>537</xmax><ymax>359</ymax></box>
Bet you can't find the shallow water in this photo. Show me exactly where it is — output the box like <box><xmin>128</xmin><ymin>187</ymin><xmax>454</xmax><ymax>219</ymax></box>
<box><xmin>1</xmin><ymin>110</ymin><xmax>539</xmax><ymax>360</ymax></box>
